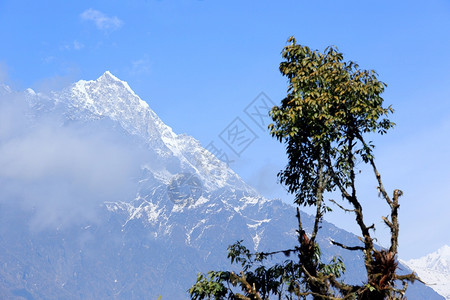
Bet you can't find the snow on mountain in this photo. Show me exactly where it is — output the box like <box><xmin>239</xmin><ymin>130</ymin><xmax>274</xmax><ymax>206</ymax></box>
<box><xmin>403</xmin><ymin>245</ymin><xmax>450</xmax><ymax>299</ymax></box>
<box><xmin>58</xmin><ymin>71</ymin><xmax>255</xmax><ymax>194</ymax></box>
<box><xmin>0</xmin><ymin>72</ymin><xmax>443</xmax><ymax>299</ymax></box>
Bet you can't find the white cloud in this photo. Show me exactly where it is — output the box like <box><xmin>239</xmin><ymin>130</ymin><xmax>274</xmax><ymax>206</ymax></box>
<box><xmin>0</xmin><ymin>90</ymin><xmax>143</xmax><ymax>230</ymax></box>
<box><xmin>80</xmin><ymin>9</ymin><xmax>123</xmax><ymax>31</ymax></box>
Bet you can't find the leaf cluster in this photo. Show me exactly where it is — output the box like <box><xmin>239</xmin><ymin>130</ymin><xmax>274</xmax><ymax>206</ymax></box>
<box><xmin>269</xmin><ymin>37</ymin><xmax>394</xmax><ymax>206</ymax></box>
<box><xmin>189</xmin><ymin>241</ymin><xmax>346</xmax><ymax>300</ymax></box>
<box><xmin>190</xmin><ymin>37</ymin><xmax>419</xmax><ymax>300</ymax></box>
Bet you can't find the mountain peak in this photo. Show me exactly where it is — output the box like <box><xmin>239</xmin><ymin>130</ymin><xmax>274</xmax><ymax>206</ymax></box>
<box><xmin>405</xmin><ymin>244</ymin><xmax>450</xmax><ymax>273</ymax></box>
<box><xmin>56</xmin><ymin>72</ymin><xmax>251</xmax><ymax>193</ymax></box>
<box><xmin>62</xmin><ymin>72</ymin><xmax>173</xmax><ymax>142</ymax></box>
<box><xmin>101</xmin><ymin>70</ymin><xmax>117</xmax><ymax>78</ymax></box>
<box><xmin>68</xmin><ymin>71</ymin><xmax>147</xmax><ymax>110</ymax></box>
<box><xmin>98</xmin><ymin>71</ymin><xmax>122</xmax><ymax>83</ymax></box>
<box><xmin>92</xmin><ymin>71</ymin><xmax>137</xmax><ymax>97</ymax></box>
<box><xmin>403</xmin><ymin>245</ymin><xmax>450</xmax><ymax>299</ymax></box>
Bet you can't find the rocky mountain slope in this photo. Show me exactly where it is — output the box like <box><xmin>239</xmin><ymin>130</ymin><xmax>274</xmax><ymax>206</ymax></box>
<box><xmin>0</xmin><ymin>72</ymin><xmax>442</xmax><ymax>299</ymax></box>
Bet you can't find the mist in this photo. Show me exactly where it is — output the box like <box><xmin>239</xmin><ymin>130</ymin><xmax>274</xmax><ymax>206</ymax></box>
<box><xmin>0</xmin><ymin>87</ymin><xmax>145</xmax><ymax>230</ymax></box>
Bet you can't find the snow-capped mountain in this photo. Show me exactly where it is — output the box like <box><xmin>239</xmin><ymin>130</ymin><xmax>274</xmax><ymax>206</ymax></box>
<box><xmin>57</xmin><ymin>71</ymin><xmax>254</xmax><ymax>193</ymax></box>
<box><xmin>0</xmin><ymin>72</ymin><xmax>443</xmax><ymax>299</ymax></box>
<box><xmin>403</xmin><ymin>245</ymin><xmax>450</xmax><ymax>299</ymax></box>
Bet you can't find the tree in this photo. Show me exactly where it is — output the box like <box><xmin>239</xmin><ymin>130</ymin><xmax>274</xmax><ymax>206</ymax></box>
<box><xmin>189</xmin><ymin>37</ymin><xmax>419</xmax><ymax>299</ymax></box>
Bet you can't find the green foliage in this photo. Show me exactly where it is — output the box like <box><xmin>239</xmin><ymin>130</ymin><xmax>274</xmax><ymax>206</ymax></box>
<box><xmin>189</xmin><ymin>240</ymin><xmax>347</xmax><ymax>300</ymax></box>
<box><xmin>319</xmin><ymin>256</ymin><xmax>345</xmax><ymax>278</ymax></box>
<box><xmin>189</xmin><ymin>36</ymin><xmax>418</xmax><ymax>300</ymax></box>
<box><xmin>269</xmin><ymin>36</ymin><xmax>394</xmax><ymax>206</ymax></box>
<box><xmin>189</xmin><ymin>271</ymin><xmax>229</xmax><ymax>300</ymax></box>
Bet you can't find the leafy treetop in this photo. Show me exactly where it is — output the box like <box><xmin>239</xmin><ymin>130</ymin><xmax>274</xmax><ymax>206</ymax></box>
<box><xmin>270</xmin><ymin>36</ymin><xmax>394</xmax><ymax>207</ymax></box>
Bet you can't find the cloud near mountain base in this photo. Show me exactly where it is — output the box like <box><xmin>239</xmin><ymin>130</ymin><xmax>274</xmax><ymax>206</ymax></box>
<box><xmin>0</xmin><ymin>90</ymin><xmax>144</xmax><ymax>230</ymax></box>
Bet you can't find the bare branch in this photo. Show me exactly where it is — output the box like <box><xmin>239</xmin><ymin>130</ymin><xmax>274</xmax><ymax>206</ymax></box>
<box><xmin>389</xmin><ymin>189</ymin><xmax>402</xmax><ymax>253</ymax></box>
<box><xmin>329</xmin><ymin>199</ymin><xmax>355</xmax><ymax>213</ymax></box>
<box><xmin>327</xmin><ymin>165</ymin><xmax>353</xmax><ymax>202</ymax></box>
<box><xmin>256</xmin><ymin>247</ymin><xmax>299</xmax><ymax>258</ymax></box>
<box><xmin>312</xmin><ymin>159</ymin><xmax>327</xmax><ymax>243</ymax></box>
<box><xmin>355</xmin><ymin>131</ymin><xmax>392</xmax><ymax>206</ymax></box>
<box><xmin>395</xmin><ymin>272</ymin><xmax>424</xmax><ymax>284</ymax></box>
<box><xmin>325</xmin><ymin>153</ymin><xmax>374</xmax><ymax>257</ymax></box>
<box><xmin>330</xmin><ymin>239</ymin><xmax>365</xmax><ymax>251</ymax></box>
<box><xmin>382</xmin><ymin>216</ymin><xmax>393</xmax><ymax>228</ymax></box>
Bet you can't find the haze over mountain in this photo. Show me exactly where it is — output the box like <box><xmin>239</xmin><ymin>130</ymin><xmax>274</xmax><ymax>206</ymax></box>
<box><xmin>0</xmin><ymin>72</ymin><xmax>443</xmax><ymax>299</ymax></box>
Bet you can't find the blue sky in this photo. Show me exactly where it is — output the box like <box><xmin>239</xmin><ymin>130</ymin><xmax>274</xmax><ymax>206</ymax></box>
<box><xmin>0</xmin><ymin>0</ymin><xmax>449</xmax><ymax>260</ymax></box>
